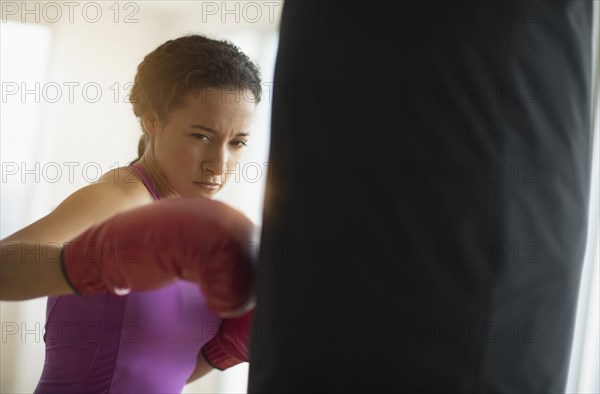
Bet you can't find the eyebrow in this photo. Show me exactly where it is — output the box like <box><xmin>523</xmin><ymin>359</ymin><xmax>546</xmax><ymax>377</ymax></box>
<box><xmin>190</xmin><ymin>124</ymin><xmax>249</xmax><ymax>137</ymax></box>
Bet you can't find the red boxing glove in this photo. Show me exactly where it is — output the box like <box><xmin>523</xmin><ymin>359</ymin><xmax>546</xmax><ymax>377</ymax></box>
<box><xmin>60</xmin><ymin>197</ymin><xmax>257</xmax><ymax>315</ymax></box>
<box><xmin>201</xmin><ymin>309</ymin><xmax>253</xmax><ymax>370</ymax></box>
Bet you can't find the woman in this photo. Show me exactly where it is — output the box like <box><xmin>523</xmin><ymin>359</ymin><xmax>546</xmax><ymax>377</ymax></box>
<box><xmin>1</xmin><ymin>34</ymin><xmax>261</xmax><ymax>393</ymax></box>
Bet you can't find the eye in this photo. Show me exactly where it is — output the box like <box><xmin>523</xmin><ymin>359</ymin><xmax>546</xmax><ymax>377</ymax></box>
<box><xmin>231</xmin><ymin>140</ymin><xmax>248</xmax><ymax>148</ymax></box>
<box><xmin>191</xmin><ymin>133</ymin><xmax>209</xmax><ymax>141</ymax></box>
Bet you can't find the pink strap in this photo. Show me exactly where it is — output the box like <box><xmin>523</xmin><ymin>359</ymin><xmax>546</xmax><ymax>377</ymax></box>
<box><xmin>129</xmin><ymin>164</ymin><xmax>161</xmax><ymax>201</ymax></box>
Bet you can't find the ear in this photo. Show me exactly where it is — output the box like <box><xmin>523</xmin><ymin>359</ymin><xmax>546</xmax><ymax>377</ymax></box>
<box><xmin>141</xmin><ymin>112</ymin><xmax>161</xmax><ymax>137</ymax></box>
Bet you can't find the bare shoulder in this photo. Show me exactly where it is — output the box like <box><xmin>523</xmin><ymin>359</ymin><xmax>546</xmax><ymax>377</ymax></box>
<box><xmin>84</xmin><ymin>166</ymin><xmax>151</xmax><ymax>202</ymax></box>
<box><xmin>3</xmin><ymin>166</ymin><xmax>155</xmax><ymax>244</ymax></box>
<box><xmin>80</xmin><ymin>165</ymin><xmax>155</xmax><ymax>209</ymax></box>
<box><xmin>97</xmin><ymin>166</ymin><xmax>143</xmax><ymax>188</ymax></box>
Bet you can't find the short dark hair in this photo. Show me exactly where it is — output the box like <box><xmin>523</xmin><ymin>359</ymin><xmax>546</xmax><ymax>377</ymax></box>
<box><xmin>130</xmin><ymin>34</ymin><xmax>262</xmax><ymax>162</ymax></box>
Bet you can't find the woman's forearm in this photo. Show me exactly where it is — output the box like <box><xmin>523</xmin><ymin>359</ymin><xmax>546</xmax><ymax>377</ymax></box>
<box><xmin>186</xmin><ymin>351</ymin><xmax>215</xmax><ymax>383</ymax></box>
<box><xmin>0</xmin><ymin>241</ymin><xmax>73</xmax><ymax>300</ymax></box>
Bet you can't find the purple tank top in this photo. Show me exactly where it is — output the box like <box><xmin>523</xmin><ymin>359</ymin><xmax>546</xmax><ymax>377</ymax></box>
<box><xmin>34</xmin><ymin>165</ymin><xmax>222</xmax><ymax>393</ymax></box>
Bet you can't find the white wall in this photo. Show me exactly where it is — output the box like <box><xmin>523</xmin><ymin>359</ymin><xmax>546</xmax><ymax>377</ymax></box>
<box><xmin>566</xmin><ymin>2</ymin><xmax>600</xmax><ymax>393</ymax></box>
<box><xmin>0</xmin><ymin>1</ymin><xmax>281</xmax><ymax>393</ymax></box>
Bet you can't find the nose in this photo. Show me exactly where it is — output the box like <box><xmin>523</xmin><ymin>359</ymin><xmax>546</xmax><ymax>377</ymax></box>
<box><xmin>203</xmin><ymin>144</ymin><xmax>229</xmax><ymax>176</ymax></box>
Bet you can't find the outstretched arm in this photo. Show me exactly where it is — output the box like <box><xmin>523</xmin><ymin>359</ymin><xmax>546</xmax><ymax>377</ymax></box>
<box><xmin>0</xmin><ymin>169</ymin><xmax>157</xmax><ymax>301</ymax></box>
<box><xmin>1</xmin><ymin>197</ymin><xmax>257</xmax><ymax>318</ymax></box>
<box><xmin>0</xmin><ymin>240</ymin><xmax>73</xmax><ymax>300</ymax></box>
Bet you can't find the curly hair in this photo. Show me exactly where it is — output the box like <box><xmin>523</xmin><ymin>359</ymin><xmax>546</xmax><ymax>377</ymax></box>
<box><xmin>129</xmin><ymin>34</ymin><xmax>262</xmax><ymax>162</ymax></box>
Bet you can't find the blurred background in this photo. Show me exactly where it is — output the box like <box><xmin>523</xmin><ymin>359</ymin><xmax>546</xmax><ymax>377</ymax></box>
<box><xmin>1</xmin><ymin>1</ymin><xmax>280</xmax><ymax>392</ymax></box>
<box><xmin>1</xmin><ymin>1</ymin><xmax>598</xmax><ymax>393</ymax></box>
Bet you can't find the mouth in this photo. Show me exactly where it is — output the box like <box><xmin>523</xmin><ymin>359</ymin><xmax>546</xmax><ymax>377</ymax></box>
<box><xmin>194</xmin><ymin>181</ymin><xmax>221</xmax><ymax>191</ymax></box>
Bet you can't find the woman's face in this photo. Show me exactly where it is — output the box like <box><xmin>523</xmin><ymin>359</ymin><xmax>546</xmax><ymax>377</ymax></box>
<box><xmin>143</xmin><ymin>89</ymin><xmax>256</xmax><ymax>198</ymax></box>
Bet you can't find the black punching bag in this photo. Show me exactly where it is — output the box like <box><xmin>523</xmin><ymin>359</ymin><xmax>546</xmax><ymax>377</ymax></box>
<box><xmin>249</xmin><ymin>1</ymin><xmax>594</xmax><ymax>392</ymax></box>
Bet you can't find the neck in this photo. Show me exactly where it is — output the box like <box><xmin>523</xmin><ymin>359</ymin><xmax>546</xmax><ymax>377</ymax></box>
<box><xmin>134</xmin><ymin>155</ymin><xmax>180</xmax><ymax>199</ymax></box>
